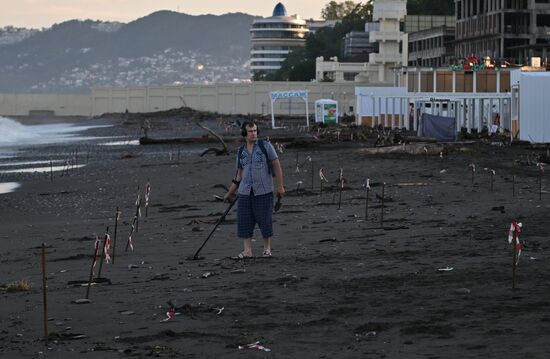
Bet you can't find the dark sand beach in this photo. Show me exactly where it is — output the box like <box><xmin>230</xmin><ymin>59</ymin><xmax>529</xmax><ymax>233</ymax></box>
<box><xmin>1</xmin><ymin>114</ymin><xmax>550</xmax><ymax>358</ymax></box>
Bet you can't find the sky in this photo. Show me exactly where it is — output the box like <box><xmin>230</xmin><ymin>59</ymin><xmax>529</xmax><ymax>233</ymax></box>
<box><xmin>0</xmin><ymin>0</ymin><xmax>328</xmax><ymax>28</ymax></box>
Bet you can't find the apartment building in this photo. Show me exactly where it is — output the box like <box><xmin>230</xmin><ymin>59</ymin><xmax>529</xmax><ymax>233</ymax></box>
<box><xmin>454</xmin><ymin>0</ymin><xmax>550</xmax><ymax>64</ymax></box>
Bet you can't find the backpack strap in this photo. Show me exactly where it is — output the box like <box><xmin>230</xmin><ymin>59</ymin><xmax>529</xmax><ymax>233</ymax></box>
<box><xmin>237</xmin><ymin>144</ymin><xmax>245</xmax><ymax>169</ymax></box>
<box><xmin>257</xmin><ymin>140</ymin><xmax>274</xmax><ymax>176</ymax></box>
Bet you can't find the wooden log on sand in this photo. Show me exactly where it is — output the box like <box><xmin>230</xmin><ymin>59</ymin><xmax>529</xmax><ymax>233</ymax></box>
<box><xmin>356</xmin><ymin>143</ymin><xmax>446</xmax><ymax>156</ymax></box>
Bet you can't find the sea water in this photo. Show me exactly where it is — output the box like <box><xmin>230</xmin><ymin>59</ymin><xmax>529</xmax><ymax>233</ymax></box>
<box><xmin>0</xmin><ymin>116</ymin><xmax>111</xmax><ymax>192</ymax></box>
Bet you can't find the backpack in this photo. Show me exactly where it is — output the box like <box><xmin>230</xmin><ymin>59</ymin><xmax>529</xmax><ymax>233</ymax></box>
<box><xmin>237</xmin><ymin>139</ymin><xmax>274</xmax><ymax>177</ymax></box>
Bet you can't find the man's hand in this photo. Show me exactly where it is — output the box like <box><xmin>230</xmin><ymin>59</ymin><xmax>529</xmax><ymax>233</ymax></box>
<box><xmin>277</xmin><ymin>186</ymin><xmax>285</xmax><ymax>198</ymax></box>
<box><xmin>223</xmin><ymin>192</ymin><xmax>235</xmax><ymax>203</ymax></box>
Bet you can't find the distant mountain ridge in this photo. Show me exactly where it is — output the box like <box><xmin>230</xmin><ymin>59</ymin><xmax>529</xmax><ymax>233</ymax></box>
<box><xmin>0</xmin><ymin>11</ymin><xmax>257</xmax><ymax>93</ymax></box>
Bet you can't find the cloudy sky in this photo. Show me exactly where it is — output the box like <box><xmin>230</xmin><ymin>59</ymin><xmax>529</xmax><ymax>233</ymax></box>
<box><xmin>0</xmin><ymin>0</ymin><xmax>328</xmax><ymax>28</ymax></box>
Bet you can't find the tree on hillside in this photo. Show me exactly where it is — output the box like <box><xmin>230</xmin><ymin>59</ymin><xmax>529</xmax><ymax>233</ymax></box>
<box><xmin>407</xmin><ymin>0</ymin><xmax>454</xmax><ymax>16</ymax></box>
<box><xmin>321</xmin><ymin>1</ymin><xmax>359</xmax><ymax>20</ymax></box>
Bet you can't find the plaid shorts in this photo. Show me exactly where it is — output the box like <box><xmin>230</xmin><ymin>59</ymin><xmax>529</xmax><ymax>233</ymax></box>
<box><xmin>237</xmin><ymin>191</ymin><xmax>273</xmax><ymax>239</ymax></box>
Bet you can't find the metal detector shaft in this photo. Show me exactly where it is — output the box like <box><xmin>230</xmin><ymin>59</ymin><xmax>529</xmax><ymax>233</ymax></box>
<box><xmin>192</xmin><ymin>197</ymin><xmax>238</xmax><ymax>259</ymax></box>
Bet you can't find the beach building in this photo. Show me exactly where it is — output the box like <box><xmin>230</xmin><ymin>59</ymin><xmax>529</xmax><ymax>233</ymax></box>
<box><xmin>249</xmin><ymin>3</ymin><xmax>309</xmax><ymax>78</ymax></box>
<box><xmin>454</xmin><ymin>0</ymin><xmax>550</xmax><ymax>64</ymax></box>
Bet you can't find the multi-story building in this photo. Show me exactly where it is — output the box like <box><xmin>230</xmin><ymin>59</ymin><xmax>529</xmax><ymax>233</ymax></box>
<box><xmin>343</xmin><ymin>23</ymin><xmax>380</xmax><ymax>59</ymax></box>
<box><xmin>454</xmin><ymin>0</ymin><xmax>550</xmax><ymax>64</ymax></box>
<box><xmin>315</xmin><ymin>0</ymin><xmax>407</xmax><ymax>83</ymax></box>
<box><xmin>408</xmin><ymin>25</ymin><xmax>455</xmax><ymax>67</ymax></box>
<box><xmin>249</xmin><ymin>2</ymin><xmax>309</xmax><ymax>77</ymax></box>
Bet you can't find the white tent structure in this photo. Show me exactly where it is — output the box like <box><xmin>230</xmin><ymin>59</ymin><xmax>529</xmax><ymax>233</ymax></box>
<box><xmin>519</xmin><ymin>72</ymin><xmax>550</xmax><ymax>143</ymax></box>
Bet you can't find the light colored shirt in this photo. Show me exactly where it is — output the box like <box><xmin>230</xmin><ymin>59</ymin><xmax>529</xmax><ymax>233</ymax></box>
<box><xmin>236</xmin><ymin>141</ymin><xmax>278</xmax><ymax>196</ymax></box>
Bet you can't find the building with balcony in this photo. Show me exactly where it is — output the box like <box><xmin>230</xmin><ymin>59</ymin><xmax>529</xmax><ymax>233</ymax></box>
<box><xmin>250</xmin><ymin>3</ymin><xmax>309</xmax><ymax>78</ymax></box>
<box><xmin>408</xmin><ymin>25</ymin><xmax>455</xmax><ymax>67</ymax></box>
<box><xmin>315</xmin><ymin>0</ymin><xmax>407</xmax><ymax>84</ymax></box>
<box><xmin>343</xmin><ymin>23</ymin><xmax>380</xmax><ymax>59</ymax></box>
<box><xmin>454</xmin><ymin>0</ymin><xmax>550</xmax><ymax>64</ymax></box>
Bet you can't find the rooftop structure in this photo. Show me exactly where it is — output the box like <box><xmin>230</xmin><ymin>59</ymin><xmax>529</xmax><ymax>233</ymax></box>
<box><xmin>250</xmin><ymin>2</ymin><xmax>309</xmax><ymax>77</ymax></box>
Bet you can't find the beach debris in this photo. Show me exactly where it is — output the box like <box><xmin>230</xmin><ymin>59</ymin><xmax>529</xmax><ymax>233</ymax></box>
<box><xmin>194</xmin><ymin>117</ymin><xmax>229</xmax><ymax>156</ymax></box>
<box><xmin>238</xmin><ymin>341</ymin><xmax>271</xmax><ymax>352</ymax></box>
<box><xmin>160</xmin><ymin>311</ymin><xmax>180</xmax><ymax>322</ymax></box>
<box><xmin>202</xmin><ymin>271</ymin><xmax>213</xmax><ymax>278</ymax></box>
<box><xmin>72</xmin><ymin>299</ymin><xmax>92</xmax><ymax>304</ymax></box>
<box><xmin>454</xmin><ymin>288</ymin><xmax>471</xmax><ymax>295</ymax></box>
<box><xmin>214</xmin><ymin>307</ymin><xmax>225</xmax><ymax>315</ymax></box>
<box><xmin>127</xmin><ymin>264</ymin><xmax>140</xmax><ymax>270</ymax></box>
<box><xmin>6</xmin><ymin>279</ymin><xmax>31</xmax><ymax>293</ymax></box>
<box><xmin>439</xmin><ymin>169</ymin><xmax>447</xmax><ymax>174</ymax></box>
<box><xmin>120</xmin><ymin>310</ymin><xmax>135</xmax><ymax>316</ymax></box>
<box><xmin>437</xmin><ymin>267</ymin><xmax>454</xmax><ymax>272</ymax></box>
<box><xmin>231</xmin><ymin>268</ymin><xmax>246</xmax><ymax>274</ymax></box>
<box><xmin>295</xmin><ymin>181</ymin><xmax>303</xmax><ymax>191</ymax></box>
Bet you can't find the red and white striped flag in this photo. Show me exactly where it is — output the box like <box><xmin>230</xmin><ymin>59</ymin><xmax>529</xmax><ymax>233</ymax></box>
<box><xmin>508</xmin><ymin>222</ymin><xmax>523</xmax><ymax>264</ymax></box>
<box><xmin>319</xmin><ymin>168</ymin><xmax>328</xmax><ymax>183</ymax></box>
<box><xmin>135</xmin><ymin>192</ymin><xmax>142</xmax><ymax>217</ymax></box>
<box><xmin>145</xmin><ymin>181</ymin><xmax>151</xmax><ymax>208</ymax></box>
<box><xmin>238</xmin><ymin>341</ymin><xmax>271</xmax><ymax>352</ymax></box>
<box><xmin>128</xmin><ymin>223</ymin><xmax>135</xmax><ymax>251</ymax></box>
<box><xmin>104</xmin><ymin>234</ymin><xmax>111</xmax><ymax>264</ymax></box>
<box><xmin>92</xmin><ymin>235</ymin><xmax>101</xmax><ymax>273</ymax></box>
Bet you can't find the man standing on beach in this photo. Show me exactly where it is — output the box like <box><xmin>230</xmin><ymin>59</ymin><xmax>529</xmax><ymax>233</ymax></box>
<box><xmin>224</xmin><ymin>121</ymin><xmax>285</xmax><ymax>258</ymax></box>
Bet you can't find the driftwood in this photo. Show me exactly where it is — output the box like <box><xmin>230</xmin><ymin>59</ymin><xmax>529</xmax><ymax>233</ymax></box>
<box><xmin>357</xmin><ymin>143</ymin><xmax>446</xmax><ymax>156</ymax></box>
<box><xmin>194</xmin><ymin>118</ymin><xmax>229</xmax><ymax>156</ymax></box>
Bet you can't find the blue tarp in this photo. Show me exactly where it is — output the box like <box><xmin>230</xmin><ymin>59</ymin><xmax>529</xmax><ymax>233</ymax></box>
<box><xmin>418</xmin><ymin>113</ymin><xmax>457</xmax><ymax>142</ymax></box>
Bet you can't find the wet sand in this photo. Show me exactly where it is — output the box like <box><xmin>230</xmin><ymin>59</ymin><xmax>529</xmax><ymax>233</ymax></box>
<box><xmin>1</xmin><ymin>116</ymin><xmax>550</xmax><ymax>358</ymax></box>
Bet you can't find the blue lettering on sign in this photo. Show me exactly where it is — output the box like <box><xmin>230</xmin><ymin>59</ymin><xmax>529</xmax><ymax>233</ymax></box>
<box><xmin>270</xmin><ymin>91</ymin><xmax>309</xmax><ymax>100</ymax></box>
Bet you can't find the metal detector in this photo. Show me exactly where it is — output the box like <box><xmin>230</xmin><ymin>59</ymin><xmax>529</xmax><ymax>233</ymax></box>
<box><xmin>190</xmin><ymin>197</ymin><xmax>238</xmax><ymax>260</ymax></box>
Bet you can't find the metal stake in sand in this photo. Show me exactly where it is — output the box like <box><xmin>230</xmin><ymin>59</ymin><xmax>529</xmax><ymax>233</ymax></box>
<box><xmin>112</xmin><ymin>207</ymin><xmax>121</xmax><ymax>264</ymax></box>
<box><xmin>490</xmin><ymin>169</ymin><xmax>495</xmax><ymax>192</ymax></box>
<box><xmin>469</xmin><ymin>163</ymin><xmax>475</xmax><ymax>187</ymax></box>
<box><xmin>538</xmin><ymin>162</ymin><xmax>544</xmax><ymax>200</ymax></box>
<box><xmin>86</xmin><ymin>237</ymin><xmax>101</xmax><ymax>299</ymax></box>
<box><xmin>364</xmin><ymin>178</ymin><xmax>370</xmax><ymax>221</ymax></box>
<box><xmin>338</xmin><ymin>168</ymin><xmax>344</xmax><ymax>210</ymax></box>
<box><xmin>41</xmin><ymin>242</ymin><xmax>48</xmax><ymax>342</ymax></box>
<box><xmin>311</xmin><ymin>158</ymin><xmax>314</xmax><ymax>190</ymax></box>
<box><xmin>380</xmin><ymin>182</ymin><xmax>385</xmax><ymax>227</ymax></box>
<box><xmin>97</xmin><ymin>227</ymin><xmax>109</xmax><ymax>279</ymax></box>
<box><xmin>319</xmin><ymin>168</ymin><xmax>328</xmax><ymax>195</ymax></box>
<box><xmin>512</xmin><ymin>175</ymin><xmax>516</xmax><ymax>197</ymax></box>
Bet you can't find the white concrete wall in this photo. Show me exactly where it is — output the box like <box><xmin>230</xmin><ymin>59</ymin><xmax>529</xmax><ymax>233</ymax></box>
<box><xmin>0</xmin><ymin>93</ymin><xmax>91</xmax><ymax>116</ymax></box>
<box><xmin>0</xmin><ymin>82</ymin><xmax>364</xmax><ymax>118</ymax></box>
<box><xmin>91</xmin><ymin>82</ymin><xmax>362</xmax><ymax>117</ymax></box>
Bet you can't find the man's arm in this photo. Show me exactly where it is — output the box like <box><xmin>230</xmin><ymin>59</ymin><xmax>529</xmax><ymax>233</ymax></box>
<box><xmin>272</xmin><ymin>159</ymin><xmax>285</xmax><ymax>197</ymax></box>
<box><xmin>224</xmin><ymin>168</ymin><xmax>242</xmax><ymax>202</ymax></box>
